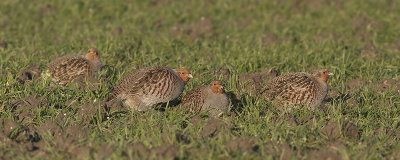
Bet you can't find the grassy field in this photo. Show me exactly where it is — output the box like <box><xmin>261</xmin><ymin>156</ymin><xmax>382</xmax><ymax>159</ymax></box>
<box><xmin>0</xmin><ymin>0</ymin><xmax>399</xmax><ymax>159</ymax></box>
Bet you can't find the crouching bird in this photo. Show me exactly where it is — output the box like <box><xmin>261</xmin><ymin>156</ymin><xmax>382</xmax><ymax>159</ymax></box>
<box><xmin>107</xmin><ymin>66</ymin><xmax>192</xmax><ymax>111</ymax></box>
<box><xmin>47</xmin><ymin>48</ymin><xmax>102</xmax><ymax>84</ymax></box>
<box><xmin>181</xmin><ymin>80</ymin><xmax>230</xmax><ymax>116</ymax></box>
<box><xmin>261</xmin><ymin>69</ymin><xmax>333</xmax><ymax>109</ymax></box>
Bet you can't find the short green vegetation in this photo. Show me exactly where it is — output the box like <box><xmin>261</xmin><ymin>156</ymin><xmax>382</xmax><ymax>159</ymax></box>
<box><xmin>0</xmin><ymin>0</ymin><xmax>399</xmax><ymax>159</ymax></box>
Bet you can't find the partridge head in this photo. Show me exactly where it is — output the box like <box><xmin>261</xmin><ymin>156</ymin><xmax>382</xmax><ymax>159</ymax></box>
<box><xmin>182</xmin><ymin>80</ymin><xmax>230</xmax><ymax>116</ymax></box>
<box><xmin>174</xmin><ymin>69</ymin><xmax>193</xmax><ymax>83</ymax></box>
<box><xmin>314</xmin><ymin>69</ymin><xmax>334</xmax><ymax>83</ymax></box>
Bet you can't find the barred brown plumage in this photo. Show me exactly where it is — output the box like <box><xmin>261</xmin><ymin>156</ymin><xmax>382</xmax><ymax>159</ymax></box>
<box><xmin>181</xmin><ymin>80</ymin><xmax>230</xmax><ymax>116</ymax></box>
<box><xmin>262</xmin><ymin>69</ymin><xmax>333</xmax><ymax>108</ymax></box>
<box><xmin>47</xmin><ymin>48</ymin><xmax>102</xmax><ymax>84</ymax></box>
<box><xmin>107</xmin><ymin>66</ymin><xmax>192</xmax><ymax>111</ymax></box>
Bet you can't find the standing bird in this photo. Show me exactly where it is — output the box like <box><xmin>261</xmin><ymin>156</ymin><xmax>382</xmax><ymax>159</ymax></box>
<box><xmin>262</xmin><ymin>69</ymin><xmax>333</xmax><ymax>109</ymax></box>
<box><xmin>181</xmin><ymin>80</ymin><xmax>230</xmax><ymax>116</ymax></box>
<box><xmin>107</xmin><ymin>66</ymin><xmax>193</xmax><ymax>111</ymax></box>
<box><xmin>47</xmin><ymin>48</ymin><xmax>102</xmax><ymax>84</ymax></box>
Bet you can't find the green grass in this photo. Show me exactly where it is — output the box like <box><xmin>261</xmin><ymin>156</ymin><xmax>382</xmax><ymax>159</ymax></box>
<box><xmin>0</xmin><ymin>0</ymin><xmax>399</xmax><ymax>159</ymax></box>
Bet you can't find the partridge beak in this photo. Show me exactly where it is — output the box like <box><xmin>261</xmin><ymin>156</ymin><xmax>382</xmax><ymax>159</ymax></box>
<box><xmin>218</xmin><ymin>86</ymin><xmax>223</xmax><ymax>89</ymax></box>
<box><xmin>188</xmin><ymin>74</ymin><xmax>193</xmax><ymax>78</ymax></box>
<box><xmin>328</xmin><ymin>72</ymin><xmax>334</xmax><ymax>76</ymax></box>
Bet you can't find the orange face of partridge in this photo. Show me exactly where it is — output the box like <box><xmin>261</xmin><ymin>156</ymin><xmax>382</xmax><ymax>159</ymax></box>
<box><xmin>86</xmin><ymin>48</ymin><xmax>100</xmax><ymax>61</ymax></box>
<box><xmin>315</xmin><ymin>69</ymin><xmax>334</xmax><ymax>83</ymax></box>
<box><xmin>210</xmin><ymin>80</ymin><xmax>224</xmax><ymax>94</ymax></box>
<box><xmin>174</xmin><ymin>69</ymin><xmax>193</xmax><ymax>83</ymax></box>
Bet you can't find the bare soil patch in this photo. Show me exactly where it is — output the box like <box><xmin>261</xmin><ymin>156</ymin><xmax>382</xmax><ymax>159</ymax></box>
<box><xmin>149</xmin><ymin>144</ymin><xmax>179</xmax><ymax>160</ymax></box>
<box><xmin>17</xmin><ymin>63</ymin><xmax>42</xmax><ymax>84</ymax></box>
<box><xmin>201</xmin><ymin>117</ymin><xmax>233</xmax><ymax>138</ymax></box>
<box><xmin>214</xmin><ymin>67</ymin><xmax>230</xmax><ymax>80</ymax></box>
<box><xmin>36</xmin><ymin>119</ymin><xmax>63</xmax><ymax>137</ymax></box>
<box><xmin>227</xmin><ymin>137</ymin><xmax>259</xmax><ymax>154</ymax></box>
<box><xmin>125</xmin><ymin>142</ymin><xmax>149</xmax><ymax>159</ymax></box>
<box><xmin>322</xmin><ymin>121</ymin><xmax>340</xmax><ymax>140</ymax></box>
<box><xmin>343</xmin><ymin>121</ymin><xmax>359</xmax><ymax>139</ymax></box>
<box><xmin>374</xmin><ymin>78</ymin><xmax>399</xmax><ymax>93</ymax></box>
<box><xmin>308</xmin><ymin>149</ymin><xmax>342</xmax><ymax>160</ymax></box>
<box><xmin>239</xmin><ymin>68</ymin><xmax>278</xmax><ymax>96</ymax></box>
<box><xmin>11</xmin><ymin>94</ymin><xmax>47</xmax><ymax>112</ymax></box>
<box><xmin>347</xmin><ymin>78</ymin><xmax>365</xmax><ymax>90</ymax></box>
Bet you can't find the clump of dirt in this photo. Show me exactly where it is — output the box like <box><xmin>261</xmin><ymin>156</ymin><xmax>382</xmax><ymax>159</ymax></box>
<box><xmin>161</xmin><ymin>126</ymin><xmax>190</xmax><ymax>144</ymax></box>
<box><xmin>326</xmin><ymin>139</ymin><xmax>346</xmax><ymax>150</ymax></box>
<box><xmin>72</xmin><ymin>76</ymin><xmax>101</xmax><ymax>92</ymax></box>
<box><xmin>361</xmin><ymin>42</ymin><xmax>381</xmax><ymax>58</ymax></box>
<box><xmin>201</xmin><ymin>117</ymin><xmax>233</xmax><ymax>138</ymax></box>
<box><xmin>175</xmin><ymin>132</ymin><xmax>190</xmax><ymax>144</ymax></box>
<box><xmin>149</xmin><ymin>144</ymin><xmax>179</xmax><ymax>160</ymax></box>
<box><xmin>262</xmin><ymin>143</ymin><xmax>294</xmax><ymax>159</ymax></box>
<box><xmin>95</xmin><ymin>144</ymin><xmax>115</xmax><ymax>159</ymax></box>
<box><xmin>322</xmin><ymin>121</ymin><xmax>340</xmax><ymax>140</ymax></box>
<box><xmin>11</xmin><ymin>94</ymin><xmax>47</xmax><ymax>112</ymax></box>
<box><xmin>0</xmin><ymin>70</ymin><xmax>9</xmax><ymax>80</ymax></box>
<box><xmin>226</xmin><ymin>137</ymin><xmax>258</xmax><ymax>154</ymax></box>
<box><xmin>0</xmin><ymin>130</ymin><xmax>13</xmax><ymax>144</ymax></box>
<box><xmin>373</xmin><ymin>78</ymin><xmax>399</xmax><ymax>93</ymax></box>
<box><xmin>374</xmin><ymin>126</ymin><xmax>398</xmax><ymax>141</ymax></box>
<box><xmin>76</xmin><ymin>101</ymin><xmax>107</xmax><ymax>123</ymax></box>
<box><xmin>0</xmin><ymin>40</ymin><xmax>8</xmax><ymax>49</ymax></box>
<box><xmin>308</xmin><ymin>149</ymin><xmax>342</xmax><ymax>160</ymax></box>
<box><xmin>125</xmin><ymin>142</ymin><xmax>179</xmax><ymax>159</ymax></box>
<box><xmin>185</xmin><ymin>17</ymin><xmax>215</xmax><ymax>40</ymax></box>
<box><xmin>51</xmin><ymin>136</ymin><xmax>82</xmax><ymax>157</ymax></box>
<box><xmin>285</xmin><ymin>114</ymin><xmax>298</xmax><ymax>127</ymax></box>
<box><xmin>13</xmin><ymin>124</ymin><xmax>40</xmax><ymax>143</ymax></box>
<box><xmin>17</xmin><ymin>63</ymin><xmax>42</xmax><ymax>84</ymax></box>
<box><xmin>347</xmin><ymin>78</ymin><xmax>365</xmax><ymax>90</ymax></box>
<box><xmin>66</xmin><ymin>124</ymin><xmax>90</xmax><ymax>139</ymax></box>
<box><xmin>69</xmin><ymin>146</ymin><xmax>91</xmax><ymax>159</ymax></box>
<box><xmin>1</xmin><ymin>119</ymin><xmax>20</xmax><ymax>136</ymax></box>
<box><xmin>295</xmin><ymin>115</ymin><xmax>314</xmax><ymax>126</ymax></box>
<box><xmin>105</xmin><ymin>98</ymin><xmax>127</xmax><ymax>114</ymax></box>
<box><xmin>189</xmin><ymin>115</ymin><xmax>204</xmax><ymax>126</ymax></box>
<box><xmin>343</xmin><ymin>121</ymin><xmax>359</xmax><ymax>139</ymax></box>
<box><xmin>55</xmin><ymin>112</ymin><xmax>68</xmax><ymax>124</ymax></box>
<box><xmin>113</xmin><ymin>27</ymin><xmax>123</xmax><ymax>37</ymax></box>
<box><xmin>239</xmin><ymin>68</ymin><xmax>278</xmax><ymax>96</ymax></box>
<box><xmin>262</xmin><ymin>32</ymin><xmax>290</xmax><ymax>48</ymax></box>
<box><xmin>374</xmin><ymin>127</ymin><xmax>393</xmax><ymax>136</ymax></box>
<box><xmin>214</xmin><ymin>67</ymin><xmax>230</xmax><ymax>80</ymax></box>
<box><xmin>38</xmin><ymin>4</ymin><xmax>54</xmax><ymax>16</ymax></box>
<box><xmin>125</xmin><ymin>142</ymin><xmax>149</xmax><ymax>159</ymax></box>
<box><xmin>36</xmin><ymin>119</ymin><xmax>63</xmax><ymax>137</ymax></box>
<box><xmin>351</xmin><ymin>16</ymin><xmax>382</xmax><ymax>40</ymax></box>
<box><xmin>18</xmin><ymin>112</ymin><xmax>35</xmax><ymax>124</ymax></box>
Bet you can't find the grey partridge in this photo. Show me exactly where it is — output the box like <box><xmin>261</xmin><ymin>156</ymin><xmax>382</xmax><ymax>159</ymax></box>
<box><xmin>47</xmin><ymin>48</ymin><xmax>102</xmax><ymax>84</ymax></box>
<box><xmin>107</xmin><ymin>66</ymin><xmax>192</xmax><ymax>111</ymax></box>
<box><xmin>262</xmin><ymin>69</ymin><xmax>333</xmax><ymax>108</ymax></box>
<box><xmin>181</xmin><ymin>80</ymin><xmax>230</xmax><ymax>116</ymax></box>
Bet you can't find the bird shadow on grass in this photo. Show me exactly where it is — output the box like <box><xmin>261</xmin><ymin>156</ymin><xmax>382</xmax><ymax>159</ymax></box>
<box><xmin>154</xmin><ymin>99</ymin><xmax>182</xmax><ymax>112</ymax></box>
<box><xmin>228</xmin><ymin>92</ymin><xmax>250</xmax><ymax>115</ymax></box>
<box><xmin>323</xmin><ymin>93</ymin><xmax>352</xmax><ymax>105</ymax></box>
